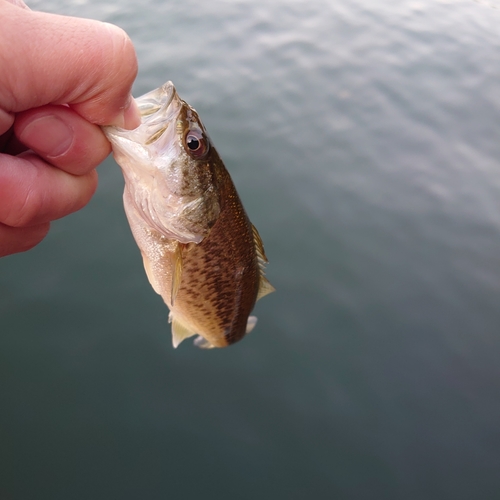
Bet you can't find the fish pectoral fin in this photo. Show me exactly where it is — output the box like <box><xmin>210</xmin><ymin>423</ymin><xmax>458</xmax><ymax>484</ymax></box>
<box><xmin>170</xmin><ymin>242</ymin><xmax>184</xmax><ymax>306</ymax></box>
<box><xmin>171</xmin><ymin>317</ymin><xmax>197</xmax><ymax>348</ymax></box>
<box><xmin>257</xmin><ymin>276</ymin><xmax>276</xmax><ymax>301</ymax></box>
<box><xmin>193</xmin><ymin>335</ymin><xmax>216</xmax><ymax>349</ymax></box>
<box><xmin>246</xmin><ymin>316</ymin><xmax>258</xmax><ymax>333</ymax></box>
<box><xmin>142</xmin><ymin>254</ymin><xmax>161</xmax><ymax>295</ymax></box>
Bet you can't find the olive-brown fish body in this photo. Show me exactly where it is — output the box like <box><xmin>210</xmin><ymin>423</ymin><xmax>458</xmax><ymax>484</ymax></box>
<box><xmin>103</xmin><ymin>81</ymin><xmax>274</xmax><ymax>348</ymax></box>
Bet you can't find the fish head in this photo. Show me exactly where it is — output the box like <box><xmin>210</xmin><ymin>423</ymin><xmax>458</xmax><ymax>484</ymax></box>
<box><xmin>103</xmin><ymin>81</ymin><xmax>221</xmax><ymax>244</ymax></box>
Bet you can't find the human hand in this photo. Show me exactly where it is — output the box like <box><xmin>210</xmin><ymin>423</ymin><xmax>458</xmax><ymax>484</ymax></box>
<box><xmin>0</xmin><ymin>0</ymin><xmax>140</xmax><ymax>257</ymax></box>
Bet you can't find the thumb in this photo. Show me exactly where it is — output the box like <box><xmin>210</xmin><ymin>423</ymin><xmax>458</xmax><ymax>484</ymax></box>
<box><xmin>0</xmin><ymin>1</ymin><xmax>139</xmax><ymax>128</ymax></box>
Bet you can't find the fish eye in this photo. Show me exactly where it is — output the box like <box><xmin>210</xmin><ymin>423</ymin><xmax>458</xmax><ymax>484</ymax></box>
<box><xmin>184</xmin><ymin>129</ymin><xmax>209</xmax><ymax>158</ymax></box>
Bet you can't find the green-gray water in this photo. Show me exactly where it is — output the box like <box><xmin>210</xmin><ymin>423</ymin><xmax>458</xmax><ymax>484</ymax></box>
<box><xmin>2</xmin><ymin>0</ymin><xmax>500</xmax><ymax>498</ymax></box>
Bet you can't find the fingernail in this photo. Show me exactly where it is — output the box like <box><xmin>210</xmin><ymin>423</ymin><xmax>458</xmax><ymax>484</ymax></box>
<box><xmin>19</xmin><ymin>115</ymin><xmax>73</xmax><ymax>158</ymax></box>
<box><xmin>112</xmin><ymin>96</ymin><xmax>141</xmax><ymax>130</ymax></box>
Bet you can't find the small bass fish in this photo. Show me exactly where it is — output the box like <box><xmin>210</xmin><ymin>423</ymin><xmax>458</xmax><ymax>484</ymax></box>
<box><xmin>103</xmin><ymin>81</ymin><xmax>274</xmax><ymax>349</ymax></box>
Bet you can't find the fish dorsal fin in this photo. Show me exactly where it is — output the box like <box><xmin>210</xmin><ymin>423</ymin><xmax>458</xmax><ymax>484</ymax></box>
<box><xmin>252</xmin><ymin>224</ymin><xmax>276</xmax><ymax>301</ymax></box>
<box><xmin>252</xmin><ymin>224</ymin><xmax>268</xmax><ymax>264</ymax></box>
<box><xmin>257</xmin><ymin>276</ymin><xmax>275</xmax><ymax>301</ymax></box>
<box><xmin>170</xmin><ymin>242</ymin><xmax>183</xmax><ymax>306</ymax></box>
<box><xmin>171</xmin><ymin>317</ymin><xmax>197</xmax><ymax>348</ymax></box>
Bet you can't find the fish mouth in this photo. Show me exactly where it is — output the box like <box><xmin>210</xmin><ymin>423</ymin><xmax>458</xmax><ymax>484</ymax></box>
<box><xmin>102</xmin><ymin>81</ymin><xmax>179</xmax><ymax>139</ymax></box>
<box><xmin>135</xmin><ymin>81</ymin><xmax>183</xmax><ymax>146</ymax></box>
<box><xmin>136</xmin><ymin>81</ymin><xmax>177</xmax><ymax>120</ymax></box>
<box><xmin>103</xmin><ymin>81</ymin><xmax>183</xmax><ymax>148</ymax></box>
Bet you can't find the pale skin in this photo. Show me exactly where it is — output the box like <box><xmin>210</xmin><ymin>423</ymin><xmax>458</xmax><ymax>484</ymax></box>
<box><xmin>0</xmin><ymin>0</ymin><xmax>141</xmax><ymax>257</ymax></box>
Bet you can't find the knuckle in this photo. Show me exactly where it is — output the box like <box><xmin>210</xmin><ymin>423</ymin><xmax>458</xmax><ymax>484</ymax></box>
<box><xmin>9</xmin><ymin>183</ymin><xmax>44</xmax><ymax>227</ymax></box>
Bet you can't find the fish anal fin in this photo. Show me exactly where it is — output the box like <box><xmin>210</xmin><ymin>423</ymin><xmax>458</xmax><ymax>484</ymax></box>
<box><xmin>246</xmin><ymin>316</ymin><xmax>258</xmax><ymax>333</ymax></box>
<box><xmin>171</xmin><ymin>317</ymin><xmax>197</xmax><ymax>348</ymax></box>
<box><xmin>170</xmin><ymin>242</ymin><xmax>183</xmax><ymax>306</ymax></box>
<box><xmin>257</xmin><ymin>275</ymin><xmax>275</xmax><ymax>301</ymax></box>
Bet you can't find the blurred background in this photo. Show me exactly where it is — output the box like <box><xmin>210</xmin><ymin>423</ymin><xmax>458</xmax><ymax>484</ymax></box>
<box><xmin>1</xmin><ymin>0</ymin><xmax>500</xmax><ymax>498</ymax></box>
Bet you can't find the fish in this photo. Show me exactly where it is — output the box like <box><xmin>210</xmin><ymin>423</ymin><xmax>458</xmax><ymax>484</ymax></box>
<box><xmin>102</xmin><ymin>81</ymin><xmax>274</xmax><ymax>349</ymax></box>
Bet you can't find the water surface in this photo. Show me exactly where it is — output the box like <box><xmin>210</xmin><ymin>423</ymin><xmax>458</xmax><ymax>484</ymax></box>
<box><xmin>1</xmin><ymin>1</ymin><xmax>500</xmax><ymax>498</ymax></box>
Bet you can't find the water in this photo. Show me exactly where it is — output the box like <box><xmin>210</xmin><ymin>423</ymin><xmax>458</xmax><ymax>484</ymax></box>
<box><xmin>1</xmin><ymin>0</ymin><xmax>500</xmax><ymax>498</ymax></box>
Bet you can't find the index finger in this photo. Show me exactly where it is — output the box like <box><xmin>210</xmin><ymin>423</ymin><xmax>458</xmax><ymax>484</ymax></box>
<box><xmin>0</xmin><ymin>0</ymin><xmax>140</xmax><ymax>128</ymax></box>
